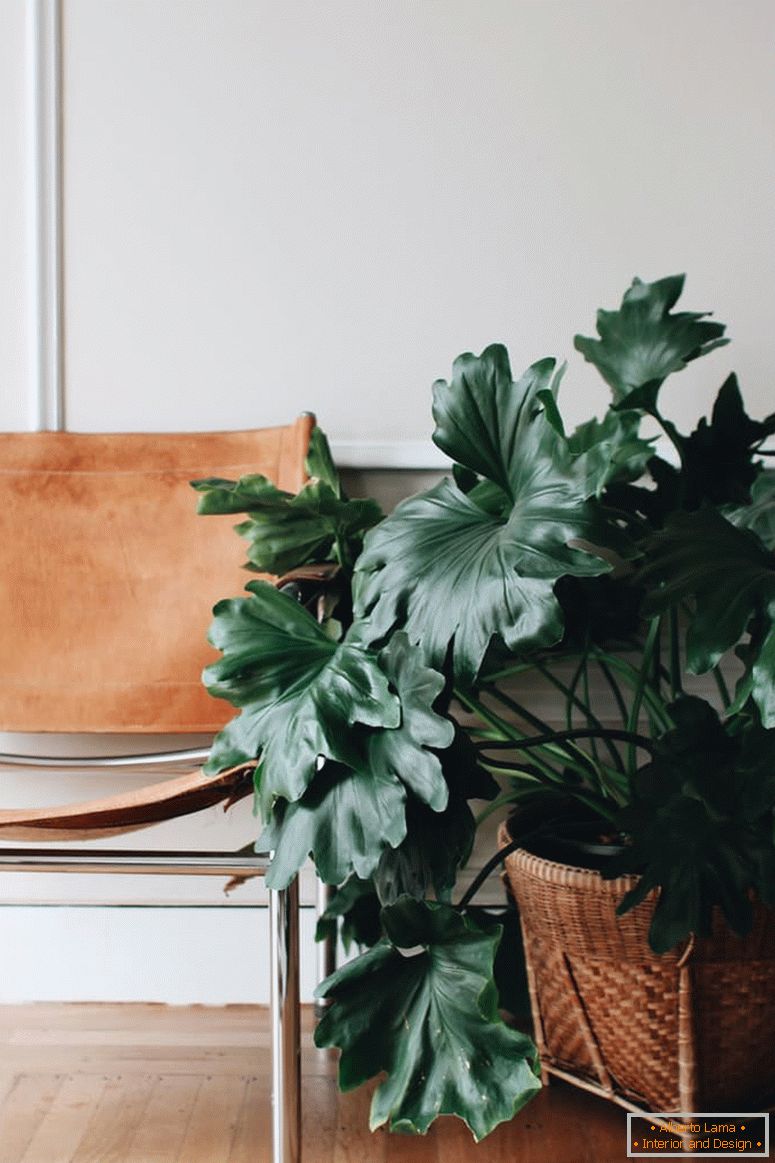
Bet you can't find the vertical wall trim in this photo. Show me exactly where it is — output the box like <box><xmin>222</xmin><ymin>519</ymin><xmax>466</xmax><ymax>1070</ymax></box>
<box><xmin>25</xmin><ymin>0</ymin><xmax>64</xmax><ymax>432</ymax></box>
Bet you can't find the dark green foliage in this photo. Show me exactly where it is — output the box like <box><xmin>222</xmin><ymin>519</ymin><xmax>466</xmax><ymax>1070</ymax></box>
<box><xmin>607</xmin><ymin>698</ymin><xmax>775</xmax><ymax>953</ymax></box>
<box><xmin>375</xmin><ymin>731</ymin><xmax>498</xmax><ymax>904</ymax></box>
<box><xmin>315</xmin><ymin>876</ymin><xmax>383</xmax><ymax>952</ymax></box>
<box><xmin>258</xmin><ymin>760</ymin><xmax>407</xmax><ymax>889</ymax></box>
<box><xmin>726</xmin><ymin>470</ymin><xmax>775</xmax><ymax>549</ymax></box>
<box><xmin>640</xmin><ymin>510</ymin><xmax>775</xmax><ymax>724</ymax></box>
<box><xmin>678</xmin><ymin>374</ymin><xmax>775</xmax><ymax>508</ymax></box>
<box><xmin>315</xmin><ymin>899</ymin><xmax>541</xmax><ymax>1140</ymax></box>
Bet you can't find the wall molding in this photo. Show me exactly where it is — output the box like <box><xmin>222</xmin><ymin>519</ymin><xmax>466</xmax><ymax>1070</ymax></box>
<box><xmin>26</xmin><ymin>0</ymin><xmax>63</xmax><ymax>432</ymax></box>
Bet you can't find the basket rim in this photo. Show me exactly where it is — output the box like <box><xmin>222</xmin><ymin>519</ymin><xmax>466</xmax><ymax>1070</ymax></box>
<box><xmin>497</xmin><ymin>817</ymin><xmax>641</xmax><ymax>894</ymax></box>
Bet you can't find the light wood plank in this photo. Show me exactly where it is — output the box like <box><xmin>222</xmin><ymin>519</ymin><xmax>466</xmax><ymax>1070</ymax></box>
<box><xmin>70</xmin><ymin>1073</ymin><xmax>155</xmax><ymax>1163</ymax></box>
<box><xmin>0</xmin><ymin>1075</ymin><xmax>64</xmax><ymax>1163</ymax></box>
<box><xmin>20</xmin><ymin>1074</ymin><xmax>106</xmax><ymax>1163</ymax></box>
<box><xmin>227</xmin><ymin>1076</ymin><xmax>271</xmax><ymax>1163</ymax></box>
<box><xmin>302</xmin><ymin>1072</ymin><xmax>338</xmax><ymax>1163</ymax></box>
<box><xmin>176</xmin><ymin>1074</ymin><xmax>246</xmax><ymax>1163</ymax></box>
<box><xmin>123</xmin><ymin>1075</ymin><xmax>201</xmax><ymax>1163</ymax></box>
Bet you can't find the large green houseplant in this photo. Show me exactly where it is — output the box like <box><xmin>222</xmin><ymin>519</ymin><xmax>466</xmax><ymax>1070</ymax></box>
<box><xmin>193</xmin><ymin>274</ymin><xmax>775</xmax><ymax>1139</ymax></box>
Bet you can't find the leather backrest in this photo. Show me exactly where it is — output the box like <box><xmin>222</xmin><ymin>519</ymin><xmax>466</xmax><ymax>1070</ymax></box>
<box><xmin>0</xmin><ymin>417</ymin><xmax>313</xmax><ymax>732</ymax></box>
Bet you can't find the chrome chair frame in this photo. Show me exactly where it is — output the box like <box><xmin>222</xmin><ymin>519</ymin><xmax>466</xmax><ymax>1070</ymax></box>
<box><xmin>0</xmin><ymin>747</ymin><xmax>302</xmax><ymax>1163</ymax></box>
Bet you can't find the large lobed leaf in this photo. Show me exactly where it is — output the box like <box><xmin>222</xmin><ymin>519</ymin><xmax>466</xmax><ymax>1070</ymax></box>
<box><xmin>354</xmin><ymin>349</ymin><xmax>613</xmax><ymax>681</ymax></box>
<box><xmin>574</xmin><ymin>274</ymin><xmax>728</xmax><ymax>412</ymax></box>
<box><xmin>256</xmin><ymin>631</ymin><xmax>456</xmax><ymax>889</ymax></box>
<box><xmin>642</xmin><ymin>375</ymin><xmax>775</xmax><ymax>513</ymax></box>
<box><xmin>202</xmin><ymin>582</ymin><xmax>399</xmax><ymax>795</ymax></box>
<box><xmin>315</xmin><ymin>898</ymin><xmax>541</xmax><ymax>1140</ymax></box>
<box><xmin>259</xmin><ymin>760</ymin><xmax>408</xmax><ymax>888</ymax></box>
<box><xmin>640</xmin><ymin>509</ymin><xmax>775</xmax><ymax>725</ymax></box>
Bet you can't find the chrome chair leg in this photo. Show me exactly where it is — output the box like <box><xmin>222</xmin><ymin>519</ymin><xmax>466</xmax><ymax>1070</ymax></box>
<box><xmin>314</xmin><ymin>879</ymin><xmax>336</xmax><ymax>1020</ymax></box>
<box><xmin>270</xmin><ymin>877</ymin><xmax>301</xmax><ymax>1163</ymax></box>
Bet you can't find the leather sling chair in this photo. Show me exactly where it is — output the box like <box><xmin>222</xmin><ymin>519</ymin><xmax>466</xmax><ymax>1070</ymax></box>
<box><xmin>0</xmin><ymin>416</ymin><xmax>320</xmax><ymax>1163</ymax></box>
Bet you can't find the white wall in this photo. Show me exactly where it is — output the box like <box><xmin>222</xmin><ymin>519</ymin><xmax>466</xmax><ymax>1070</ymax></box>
<box><xmin>0</xmin><ymin>0</ymin><xmax>773</xmax><ymax>1002</ymax></box>
<box><xmin>61</xmin><ymin>0</ymin><xmax>775</xmax><ymax>450</ymax></box>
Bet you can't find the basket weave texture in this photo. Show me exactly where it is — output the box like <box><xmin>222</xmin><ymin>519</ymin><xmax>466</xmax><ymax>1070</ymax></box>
<box><xmin>498</xmin><ymin>822</ymin><xmax>775</xmax><ymax>1113</ymax></box>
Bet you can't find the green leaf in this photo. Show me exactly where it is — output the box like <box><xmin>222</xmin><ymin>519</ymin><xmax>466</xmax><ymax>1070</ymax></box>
<box><xmin>315</xmin><ymin>898</ymin><xmax>541</xmax><ymax>1140</ymax></box>
<box><xmin>606</xmin><ymin>698</ymin><xmax>775</xmax><ymax>952</ymax></box>
<box><xmin>574</xmin><ymin>274</ymin><xmax>728</xmax><ymax>411</ymax></box>
<box><xmin>639</xmin><ymin>510</ymin><xmax>775</xmax><ymax>724</ymax></box>
<box><xmin>432</xmin><ymin>349</ymin><xmax>561</xmax><ymax>500</ymax></box>
<box><xmin>749</xmin><ymin>617</ymin><xmax>775</xmax><ymax>729</ymax></box>
<box><xmin>568</xmin><ymin>409</ymin><xmax>655</xmax><ymax>498</ymax></box>
<box><xmin>192</xmin><ymin>427</ymin><xmax>382</xmax><ymax>574</ymax></box>
<box><xmin>259</xmin><ymin>761</ymin><xmax>407</xmax><ymax>889</ymax></box>
<box><xmin>203</xmin><ymin>581</ymin><xmax>399</xmax><ymax>795</ymax></box>
<box><xmin>305</xmin><ymin>425</ymin><xmax>342</xmax><ymax>496</ymax></box>
<box><xmin>249</xmin><ymin>628</ymin><xmax>456</xmax><ymax>887</ymax></box>
<box><xmin>676</xmin><ymin>375</ymin><xmax>775</xmax><ymax>508</ymax></box>
<box><xmin>726</xmin><ymin>470</ymin><xmax>775</xmax><ymax>550</ymax></box>
<box><xmin>369</xmin><ymin>632</ymin><xmax>454</xmax><ymax>812</ymax></box>
<box><xmin>237</xmin><ymin>480</ymin><xmax>382</xmax><ymax>574</ymax></box>
<box><xmin>354</xmin><ymin>350</ymin><xmax>614</xmax><ymax>681</ymax></box>
<box><xmin>356</xmin><ymin>479</ymin><xmax>609</xmax><ymax>681</ymax></box>
<box><xmin>315</xmin><ymin>875</ymin><xmax>383</xmax><ymax>952</ymax></box>
<box><xmin>192</xmin><ymin>473</ymin><xmax>293</xmax><ymax>515</ymax></box>
<box><xmin>375</xmin><ymin>731</ymin><xmax>498</xmax><ymax>904</ymax></box>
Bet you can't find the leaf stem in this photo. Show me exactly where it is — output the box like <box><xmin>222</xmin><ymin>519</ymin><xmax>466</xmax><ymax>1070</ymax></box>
<box><xmin>626</xmin><ymin>616</ymin><xmax>662</xmax><ymax>773</ymax></box>
<box><xmin>533</xmin><ymin>660</ymin><xmax>625</xmax><ymax>774</ymax></box>
<box><xmin>598</xmin><ymin>658</ymin><xmax>629</xmax><ymax>727</ymax></box>
<box><xmin>477</xmin><ymin>727</ymin><xmax>655</xmax><ymax>754</ymax></box>
<box><xmin>668</xmin><ymin>608</ymin><xmax>683</xmax><ymax>700</ymax></box>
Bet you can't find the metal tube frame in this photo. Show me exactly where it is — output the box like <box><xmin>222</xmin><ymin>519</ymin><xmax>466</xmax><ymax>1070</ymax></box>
<box><xmin>0</xmin><ymin>748</ymin><xmax>211</xmax><ymax>768</ymax></box>
<box><xmin>0</xmin><ymin>846</ymin><xmax>301</xmax><ymax>1163</ymax></box>
<box><xmin>314</xmin><ymin>879</ymin><xmax>336</xmax><ymax>1020</ymax></box>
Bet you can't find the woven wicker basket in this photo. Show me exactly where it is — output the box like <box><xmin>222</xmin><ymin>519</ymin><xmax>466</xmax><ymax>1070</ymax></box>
<box><xmin>498</xmin><ymin>820</ymin><xmax>775</xmax><ymax>1114</ymax></box>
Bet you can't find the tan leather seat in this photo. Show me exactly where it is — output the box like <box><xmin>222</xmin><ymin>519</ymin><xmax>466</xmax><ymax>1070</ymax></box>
<box><xmin>0</xmin><ymin>415</ymin><xmax>313</xmax><ymax>837</ymax></box>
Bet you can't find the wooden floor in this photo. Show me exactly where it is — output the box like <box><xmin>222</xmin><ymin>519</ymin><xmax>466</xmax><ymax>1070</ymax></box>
<box><xmin>0</xmin><ymin>1004</ymin><xmax>635</xmax><ymax>1162</ymax></box>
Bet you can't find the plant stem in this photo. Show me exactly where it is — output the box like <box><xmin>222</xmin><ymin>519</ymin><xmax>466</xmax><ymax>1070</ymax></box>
<box><xmin>588</xmin><ymin>650</ymin><xmax>674</xmax><ymax>732</ymax></box>
<box><xmin>668</xmin><ymin>607</ymin><xmax>683</xmax><ymax>699</ymax></box>
<box><xmin>651</xmin><ymin>408</ymin><xmax>687</xmax><ymax>470</ymax></box>
<box><xmin>566</xmin><ymin>653</ymin><xmax>586</xmax><ymax>733</ymax></box>
<box><xmin>533</xmin><ymin>661</ymin><xmax>625</xmax><ymax>774</ymax></box>
<box><xmin>712</xmin><ymin>665</ymin><xmax>732</xmax><ymax>710</ymax></box>
<box><xmin>458</xmin><ymin>838</ymin><xmax>525</xmax><ymax>910</ymax></box>
<box><xmin>454</xmin><ymin>687</ymin><xmax>565</xmax><ymax>784</ymax></box>
<box><xmin>482</xmin><ymin>683</ymin><xmax>555</xmax><ymax>736</ymax></box>
<box><xmin>597</xmin><ymin>658</ymin><xmax>629</xmax><ymax>727</ymax></box>
<box><xmin>582</xmin><ymin>653</ymin><xmax>601</xmax><ymax>768</ymax></box>
<box><xmin>626</xmin><ymin>616</ymin><xmax>662</xmax><ymax>773</ymax></box>
<box><xmin>477</xmin><ymin>727</ymin><xmax>655</xmax><ymax>753</ymax></box>
<box><xmin>476</xmin><ymin>685</ymin><xmax>622</xmax><ymax>788</ymax></box>
<box><xmin>454</xmin><ymin>686</ymin><xmax>607</xmax><ymax>789</ymax></box>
